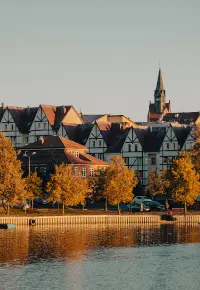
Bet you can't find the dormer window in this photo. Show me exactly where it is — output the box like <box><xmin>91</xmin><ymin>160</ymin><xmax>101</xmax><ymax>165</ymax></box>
<box><xmin>166</xmin><ymin>143</ymin><xmax>170</xmax><ymax>150</ymax></box>
<box><xmin>11</xmin><ymin>124</ymin><xmax>14</xmax><ymax>130</ymax></box>
<box><xmin>4</xmin><ymin>124</ymin><xmax>7</xmax><ymax>131</ymax></box>
<box><xmin>44</xmin><ymin>123</ymin><xmax>47</xmax><ymax>129</ymax></box>
<box><xmin>128</xmin><ymin>144</ymin><xmax>131</xmax><ymax>152</ymax></box>
<box><xmin>37</xmin><ymin>123</ymin><xmax>41</xmax><ymax>129</ymax></box>
<box><xmin>75</xmin><ymin>151</ymin><xmax>79</xmax><ymax>158</ymax></box>
<box><xmin>93</xmin><ymin>140</ymin><xmax>95</xmax><ymax>147</ymax></box>
<box><xmin>135</xmin><ymin>145</ymin><xmax>138</xmax><ymax>152</ymax></box>
<box><xmin>99</xmin><ymin>140</ymin><xmax>102</xmax><ymax>147</ymax></box>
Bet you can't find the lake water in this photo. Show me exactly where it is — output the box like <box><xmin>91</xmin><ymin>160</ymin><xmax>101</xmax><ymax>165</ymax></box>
<box><xmin>0</xmin><ymin>224</ymin><xmax>200</xmax><ymax>290</ymax></box>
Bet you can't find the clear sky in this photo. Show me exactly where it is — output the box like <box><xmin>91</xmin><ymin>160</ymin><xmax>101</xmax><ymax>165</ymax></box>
<box><xmin>0</xmin><ymin>0</ymin><xmax>200</xmax><ymax>121</ymax></box>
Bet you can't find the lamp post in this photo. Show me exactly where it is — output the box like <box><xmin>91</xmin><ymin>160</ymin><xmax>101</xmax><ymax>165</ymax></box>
<box><xmin>23</xmin><ymin>151</ymin><xmax>36</xmax><ymax>210</ymax></box>
<box><xmin>24</xmin><ymin>151</ymin><xmax>36</xmax><ymax>177</ymax></box>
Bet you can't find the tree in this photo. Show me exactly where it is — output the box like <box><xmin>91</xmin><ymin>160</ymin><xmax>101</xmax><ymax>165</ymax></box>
<box><xmin>89</xmin><ymin>168</ymin><xmax>108</xmax><ymax>210</ymax></box>
<box><xmin>166</xmin><ymin>153</ymin><xmax>200</xmax><ymax>214</ymax></box>
<box><xmin>191</xmin><ymin>125</ymin><xmax>200</xmax><ymax>174</ymax></box>
<box><xmin>47</xmin><ymin>163</ymin><xmax>88</xmax><ymax>215</ymax></box>
<box><xmin>104</xmin><ymin>155</ymin><xmax>138</xmax><ymax>214</ymax></box>
<box><xmin>0</xmin><ymin>133</ymin><xmax>26</xmax><ymax>215</ymax></box>
<box><xmin>25</xmin><ymin>172</ymin><xmax>42</xmax><ymax>209</ymax></box>
<box><xmin>148</xmin><ymin>169</ymin><xmax>166</xmax><ymax>196</ymax></box>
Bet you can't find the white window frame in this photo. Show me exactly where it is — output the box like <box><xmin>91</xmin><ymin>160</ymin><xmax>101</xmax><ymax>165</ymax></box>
<box><xmin>82</xmin><ymin>168</ymin><xmax>86</xmax><ymax>178</ymax></box>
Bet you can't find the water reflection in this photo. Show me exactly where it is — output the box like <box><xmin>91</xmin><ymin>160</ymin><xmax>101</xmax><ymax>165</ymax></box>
<box><xmin>0</xmin><ymin>224</ymin><xmax>200</xmax><ymax>265</ymax></box>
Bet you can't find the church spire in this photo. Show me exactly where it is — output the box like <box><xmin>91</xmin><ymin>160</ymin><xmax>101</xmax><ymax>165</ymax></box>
<box><xmin>154</xmin><ymin>68</ymin><xmax>166</xmax><ymax>113</ymax></box>
<box><xmin>156</xmin><ymin>68</ymin><xmax>164</xmax><ymax>91</ymax></box>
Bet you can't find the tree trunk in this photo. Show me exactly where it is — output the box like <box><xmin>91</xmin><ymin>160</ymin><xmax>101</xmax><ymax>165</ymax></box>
<box><xmin>117</xmin><ymin>203</ymin><xmax>121</xmax><ymax>214</ymax></box>
<box><xmin>7</xmin><ymin>203</ymin><xmax>10</xmax><ymax>216</ymax></box>
<box><xmin>104</xmin><ymin>198</ymin><xmax>108</xmax><ymax>211</ymax></box>
<box><xmin>184</xmin><ymin>202</ymin><xmax>187</xmax><ymax>214</ymax></box>
<box><xmin>62</xmin><ymin>203</ymin><xmax>65</xmax><ymax>215</ymax></box>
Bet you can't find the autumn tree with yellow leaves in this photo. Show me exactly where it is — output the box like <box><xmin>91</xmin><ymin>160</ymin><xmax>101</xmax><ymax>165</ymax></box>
<box><xmin>191</xmin><ymin>125</ymin><xmax>200</xmax><ymax>174</ymax></box>
<box><xmin>104</xmin><ymin>155</ymin><xmax>138</xmax><ymax>214</ymax></box>
<box><xmin>166</xmin><ymin>153</ymin><xmax>200</xmax><ymax>213</ymax></box>
<box><xmin>89</xmin><ymin>168</ymin><xmax>108</xmax><ymax>210</ymax></box>
<box><xmin>25</xmin><ymin>172</ymin><xmax>42</xmax><ymax>209</ymax></box>
<box><xmin>0</xmin><ymin>133</ymin><xmax>26</xmax><ymax>215</ymax></box>
<box><xmin>47</xmin><ymin>163</ymin><xmax>88</xmax><ymax>215</ymax></box>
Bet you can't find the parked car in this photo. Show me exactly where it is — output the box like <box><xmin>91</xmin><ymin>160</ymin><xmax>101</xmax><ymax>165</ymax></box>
<box><xmin>130</xmin><ymin>202</ymin><xmax>151</xmax><ymax>212</ymax></box>
<box><xmin>133</xmin><ymin>196</ymin><xmax>152</xmax><ymax>204</ymax></box>
<box><xmin>143</xmin><ymin>200</ymin><xmax>165</xmax><ymax>211</ymax></box>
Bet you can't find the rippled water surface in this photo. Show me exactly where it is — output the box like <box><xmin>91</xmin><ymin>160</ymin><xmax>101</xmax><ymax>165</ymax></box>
<box><xmin>0</xmin><ymin>224</ymin><xmax>200</xmax><ymax>290</ymax></box>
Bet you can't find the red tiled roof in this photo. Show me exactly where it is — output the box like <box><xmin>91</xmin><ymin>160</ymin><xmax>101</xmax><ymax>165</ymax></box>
<box><xmin>23</xmin><ymin>135</ymin><xmax>87</xmax><ymax>150</ymax></box>
<box><xmin>41</xmin><ymin>104</ymin><xmax>56</xmax><ymax>126</ymax></box>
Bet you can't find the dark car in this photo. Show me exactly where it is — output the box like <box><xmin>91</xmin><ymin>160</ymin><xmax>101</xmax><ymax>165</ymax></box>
<box><xmin>143</xmin><ymin>200</ymin><xmax>165</xmax><ymax>211</ymax></box>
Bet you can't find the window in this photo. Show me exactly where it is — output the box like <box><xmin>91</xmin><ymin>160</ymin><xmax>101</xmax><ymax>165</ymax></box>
<box><xmin>163</xmin><ymin>157</ymin><xmax>168</xmax><ymax>164</ymax></box>
<box><xmin>128</xmin><ymin>144</ymin><xmax>131</xmax><ymax>152</ymax></box>
<box><xmin>93</xmin><ymin>140</ymin><xmax>95</xmax><ymax>147</ymax></box>
<box><xmin>25</xmin><ymin>137</ymin><xmax>29</xmax><ymax>144</ymax></box>
<box><xmin>11</xmin><ymin>124</ymin><xmax>14</xmax><ymax>130</ymax></box>
<box><xmin>124</xmin><ymin>157</ymin><xmax>129</xmax><ymax>166</ymax></box>
<box><xmin>137</xmin><ymin>158</ymin><xmax>142</xmax><ymax>166</ymax></box>
<box><xmin>135</xmin><ymin>145</ymin><xmax>138</xmax><ymax>152</ymax></box>
<box><xmin>166</xmin><ymin>143</ymin><xmax>170</xmax><ymax>150</ymax></box>
<box><xmin>75</xmin><ymin>151</ymin><xmax>79</xmax><ymax>158</ymax></box>
<box><xmin>99</xmin><ymin>140</ymin><xmax>102</xmax><ymax>147</ymax></box>
<box><xmin>44</xmin><ymin>123</ymin><xmax>47</xmax><ymax>129</ymax></box>
<box><xmin>4</xmin><ymin>124</ymin><xmax>7</xmax><ymax>130</ymax></box>
<box><xmin>90</xmin><ymin>168</ymin><xmax>94</xmax><ymax>177</ymax></box>
<box><xmin>173</xmin><ymin>143</ymin><xmax>176</xmax><ymax>149</ymax></box>
<box><xmin>37</xmin><ymin>123</ymin><xmax>41</xmax><ymax>129</ymax></box>
<box><xmin>82</xmin><ymin>168</ymin><xmax>86</xmax><ymax>178</ymax></box>
<box><xmin>74</xmin><ymin>167</ymin><xmax>78</xmax><ymax>177</ymax></box>
<box><xmin>151</xmin><ymin>157</ymin><xmax>156</xmax><ymax>165</ymax></box>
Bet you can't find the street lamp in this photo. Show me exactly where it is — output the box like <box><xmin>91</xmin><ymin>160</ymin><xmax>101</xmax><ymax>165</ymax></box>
<box><xmin>23</xmin><ymin>151</ymin><xmax>36</xmax><ymax>210</ymax></box>
<box><xmin>23</xmin><ymin>151</ymin><xmax>36</xmax><ymax>177</ymax></box>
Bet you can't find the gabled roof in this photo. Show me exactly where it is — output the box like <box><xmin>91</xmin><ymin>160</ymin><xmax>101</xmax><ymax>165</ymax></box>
<box><xmin>162</xmin><ymin>112</ymin><xmax>200</xmax><ymax>124</ymax></box>
<box><xmin>7</xmin><ymin>106</ymin><xmax>25</xmax><ymax>131</ymax></box>
<box><xmin>73</xmin><ymin>124</ymin><xmax>94</xmax><ymax>145</ymax></box>
<box><xmin>0</xmin><ymin>107</ymin><xmax>5</xmax><ymax>122</ymax></box>
<box><xmin>172</xmin><ymin>125</ymin><xmax>191</xmax><ymax>149</ymax></box>
<box><xmin>148</xmin><ymin>103</ymin><xmax>171</xmax><ymax>121</ymax></box>
<box><xmin>40</xmin><ymin>104</ymin><xmax>56</xmax><ymax>126</ymax></box>
<box><xmin>23</xmin><ymin>135</ymin><xmax>87</xmax><ymax>150</ymax></box>
<box><xmin>106</xmin><ymin>128</ymin><xmax>129</xmax><ymax>153</ymax></box>
<box><xmin>81</xmin><ymin>114</ymin><xmax>106</xmax><ymax>123</ymax></box>
<box><xmin>143</xmin><ymin>127</ymin><xmax>166</xmax><ymax>152</ymax></box>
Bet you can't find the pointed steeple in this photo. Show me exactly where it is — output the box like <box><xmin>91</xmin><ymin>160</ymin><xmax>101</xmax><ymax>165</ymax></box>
<box><xmin>154</xmin><ymin>68</ymin><xmax>166</xmax><ymax>113</ymax></box>
<box><xmin>156</xmin><ymin>69</ymin><xmax>164</xmax><ymax>91</ymax></box>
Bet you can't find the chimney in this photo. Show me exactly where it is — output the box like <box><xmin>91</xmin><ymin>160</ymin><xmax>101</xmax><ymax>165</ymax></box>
<box><xmin>1</xmin><ymin>102</ymin><xmax>4</xmax><ymax>109</ymax></box>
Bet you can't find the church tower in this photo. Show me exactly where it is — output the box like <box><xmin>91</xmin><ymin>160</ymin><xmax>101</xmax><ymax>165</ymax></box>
<box><xmin>147</xmin><ymin>69</ymin><xmax>171</xmax><ymax>122</ymax></box>
<box><xmin>154</xmin><ymin>69</ymin><xmax>166</xmax><ymax>113</ymax></box>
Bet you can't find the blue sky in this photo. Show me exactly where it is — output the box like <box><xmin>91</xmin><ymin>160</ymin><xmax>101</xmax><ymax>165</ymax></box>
<box><xmin>0</xmin><ymin>0</ymin><xmax>199</xmax><ymax>121</ymax></box>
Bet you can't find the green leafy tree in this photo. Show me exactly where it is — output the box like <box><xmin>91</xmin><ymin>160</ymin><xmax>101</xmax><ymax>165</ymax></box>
<box><xmin>25</xmin><ymin>172</ymin><xmax>42</xmax><ymax>209</ymax></box>
<box><xmin>104</xmin><ymin>155</ymin><xmax>138</xmax><ymax>214</ymax></box>
<box><xmin>0</xmin><ymin>133</ymin><xmax>26</xmax><ymax>215</ymax></box>
<box><xmin>47</xmin><ymin>164</ymin><xmax>88</xmax><ymax>215</ymax></box>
